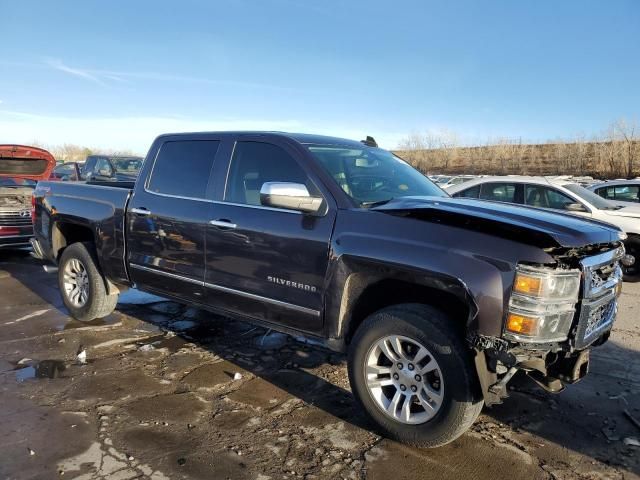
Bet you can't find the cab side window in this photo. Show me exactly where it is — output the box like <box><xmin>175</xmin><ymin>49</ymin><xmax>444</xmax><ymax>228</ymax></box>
<box><xmin>225</xmin><ymin>141</ymin><xmax>315</xmax><ymax>207</ymax></box>
<box><xmin>595</xmin><ymin>186</ymin><xmax>613</xmax><ymax>199</ymax></box>
<box><xmin>614</xmin><ymin>185</ymin><xmax>640</xmax><ymax>202</ymax></box>
<box><xmin>525</xmin><ymin>185</ymin><xmax>576</xmax><ymax>210</ymax></box>
<box><xmin>479</xmin><ymin>183</ymin><xmax>517</xmax><ymax>203</ymax></box>
<box><xmin>453</xmin><ymin>184</ymin><xmax>480</xmax><ymax>198</ymax></box>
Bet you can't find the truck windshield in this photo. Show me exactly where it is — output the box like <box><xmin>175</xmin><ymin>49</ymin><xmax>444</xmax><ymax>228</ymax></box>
<box><xmin>307</xmin><ymin>145</ymin><xmax>447</xmax><ymax>206</ymax></box>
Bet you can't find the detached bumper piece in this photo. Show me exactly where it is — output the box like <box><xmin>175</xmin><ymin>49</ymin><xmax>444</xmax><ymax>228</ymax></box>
<box><xmin>527</xmin><ymin>349</ymin><xmax>590</xmax><ymax>393</ymax></box>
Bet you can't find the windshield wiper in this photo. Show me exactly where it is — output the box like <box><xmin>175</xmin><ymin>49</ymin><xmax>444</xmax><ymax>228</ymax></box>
<box><xmin>361</xmin><ymin>198</ymin><xmax>394</xmax><ymax>208</ymax></box>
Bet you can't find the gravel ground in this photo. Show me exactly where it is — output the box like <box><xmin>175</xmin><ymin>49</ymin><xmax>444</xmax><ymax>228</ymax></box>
<box><xmin>0</xmin><ymin>249</ymin><xmax>639</xmax><ymax>480</ymax></box>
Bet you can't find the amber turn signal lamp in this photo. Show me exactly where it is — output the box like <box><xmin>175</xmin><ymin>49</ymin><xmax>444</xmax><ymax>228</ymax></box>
<box><xmin>506</xmin><ymin>313</ymin><xmax>538</xmax><ymax>336</ymax></box>
<box><xmin>513</xmin><ymin>273</ymin><xmax>542</xmax><ymax>296</ymax></box>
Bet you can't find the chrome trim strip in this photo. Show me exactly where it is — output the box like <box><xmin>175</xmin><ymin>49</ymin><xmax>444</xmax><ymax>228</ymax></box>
<box><xmin>0</xmin><ymin>242</ymin><xmax>31</xmax><ymax>247</ymax></box>
<box><xmin>129</xmin><ymin>263</ymin><xmax>320</xmax><ymax>317</ymax></box>
<box><xmin>130</xmin><ymin>208</ymin><xmax>151</xmax><ymax>216</ymax></box>
<box><xmin>210</xmin><ymin>200</ymin><xmax>302</xmax><ymax>215</ymax></box>
<box><xmin>204</xmin><ymin>282</ymin><xmax>321</xmax><ymax>317</ymax></box>
<box><xmin>0</xmin><ymin>235</ymin><xmax>32</xmax><ymax>239</ymax></box>
<box><xmin>142</xmin><ymin>188</ymin><xmax>214</xmax><ymax>203</ymax></box>
<box><xmin>581</xmin><ymin>247</ymin><xmax>623</xmax><ymax>269</ymax></box>
<box><xmin>129</xmin><ymin>263</ymin><xmax>204</xmax><ymax>286</ymax></box>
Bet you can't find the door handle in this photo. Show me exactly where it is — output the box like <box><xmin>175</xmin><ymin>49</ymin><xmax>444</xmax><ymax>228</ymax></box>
<box><xmin>131</xmin><ymin>208</ymin><xmax>151</xmax><ymax>216</ymax></box>
<box><xmin>209</xmin><ymin>219</ymin><xmax>237</xmax><ymax>229</ymax></box>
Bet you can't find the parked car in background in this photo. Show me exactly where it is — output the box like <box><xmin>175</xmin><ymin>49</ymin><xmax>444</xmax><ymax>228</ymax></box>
<box><xmin>588</xmin><ymin>180</ymin><xmax>640</xmax><ymax>205</ymax></box>
<box><xmin>33</xmin><ymin>132</ymin><xmax>625</xmax><ymax>447</ymax></box>
<box><xmin>83</xmin><ymin>155</ymin><xmax>143</xmax><ymax>182</ymax></box>
<box><xmin>433</xmin><ymin>175</ymin><xmax>453</xmax><ymax>185</ymax></box>
<box><xmin>448</xmin><ymin>176</ymin><xmax>640</xmax><ymax>277</ymax></box>
<box><xmin>0</xmin><ymin>145</ymin><xmax>55</xmax><ymax>249</ymax></box>
<box><xmin>438</xmin><ymin>175</ymin><xmax>475</xmax><ymax>189</ymax></box>
<box><xmin>49</xmin><ymin>162</ymin><xmax>85</xmax><ymax>181</ymax></box>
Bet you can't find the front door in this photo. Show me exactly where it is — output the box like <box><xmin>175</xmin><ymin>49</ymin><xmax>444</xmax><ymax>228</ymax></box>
<box><xmin>204</xmin><ymin>139</ymin><xmax>336</xmax><ymax>334</ymax></box>
<box><xmin>127</xmin><ymin>139</ymin><xmax>220</xmax><ymax>302</ymax></box>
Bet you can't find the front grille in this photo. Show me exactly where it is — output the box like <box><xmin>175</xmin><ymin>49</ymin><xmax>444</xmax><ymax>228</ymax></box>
<box><xmin>574</xmin><ymin>248</ymin><xmax>622</xmax><ymax>349</ymax></box>
<box><xmin>0</xmin><ymin>211</ymin><xmax>32</xmax><ymax>226</ymax></box>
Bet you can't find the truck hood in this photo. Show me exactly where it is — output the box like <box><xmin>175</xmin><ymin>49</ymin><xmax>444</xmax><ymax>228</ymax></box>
<box><xmin>372</xmin><ymin>196</ymin><xmax>624</xmax><ymax>249</ymax></box>
<box><xmin>0</xmin><ymin>145</ymin><xmax>56</xmax><ymax>181</ymax></box>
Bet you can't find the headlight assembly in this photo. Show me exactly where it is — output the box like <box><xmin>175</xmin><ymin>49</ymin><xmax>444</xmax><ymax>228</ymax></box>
<box><xmin>505</xmin><ymin>264</ymin><xmax>581</xmax><ymax>343</ymax></box>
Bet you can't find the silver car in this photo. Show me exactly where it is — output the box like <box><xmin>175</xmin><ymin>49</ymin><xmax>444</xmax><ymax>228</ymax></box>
<box><xmin>587</xmin><ymin>180</ymin><xmax>640</xmax><ymax>206</ymax></box>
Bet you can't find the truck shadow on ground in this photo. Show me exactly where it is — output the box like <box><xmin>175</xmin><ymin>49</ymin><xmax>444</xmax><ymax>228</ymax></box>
<box><xmin>120</xmin><ymin>298</ymin><xmax>640</xmax><ymax>476</ymax></box>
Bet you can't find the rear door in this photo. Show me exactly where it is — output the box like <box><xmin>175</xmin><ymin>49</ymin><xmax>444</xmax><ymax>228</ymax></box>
<box><xmin>203</xmin><ymin>136</ymin><xmax>336</xmax><ymax>334</ymax></box>
<box><xmin>127</xmin><ymin>138</ymin><xmax>221</xmax><ymax>303</ymax></box>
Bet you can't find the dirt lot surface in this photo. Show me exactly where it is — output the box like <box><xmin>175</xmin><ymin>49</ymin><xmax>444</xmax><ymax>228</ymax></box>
<box><xmin>1</xmin><ymin>250</ymin><xmax>639</xmax><ymax>480</ymax></box>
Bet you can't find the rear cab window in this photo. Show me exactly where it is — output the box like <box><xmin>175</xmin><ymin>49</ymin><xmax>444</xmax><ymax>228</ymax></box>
<box><xmin>147</xmin><ymin>140</ymin><xmax>220</xmax><ymax>199</ymax></box>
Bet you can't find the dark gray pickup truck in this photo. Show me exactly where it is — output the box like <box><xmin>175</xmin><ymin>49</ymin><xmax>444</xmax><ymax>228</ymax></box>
<box><xmin>32</xmin><ymin>132</ymin><xmax>625</xmax><ymax>447</ymax></box>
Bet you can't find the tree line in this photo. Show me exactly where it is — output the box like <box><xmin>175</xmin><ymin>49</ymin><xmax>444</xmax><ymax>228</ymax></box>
<box><xmin>29</xmin><ymin>142</ymin><xmax>138</xmax><ymax>162</ymax></box>
<box><xmin>395</xmin><ymin>119</ymin><xmax>639</xmax><ymax>179</ymax></box>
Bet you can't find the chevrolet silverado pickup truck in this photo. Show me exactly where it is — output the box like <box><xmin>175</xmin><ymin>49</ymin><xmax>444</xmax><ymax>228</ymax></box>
<box><xmin>32</xmin><ymin>132</ymin><xmax>625</xmax><ymax>447</ymax></box>
<box><xmin>0</xmin><ymin>145</ymin><xmax>56</xmax><ymax>249</ymax></box>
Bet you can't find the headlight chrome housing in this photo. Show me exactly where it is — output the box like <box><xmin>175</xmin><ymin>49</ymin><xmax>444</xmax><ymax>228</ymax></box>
<box><xmin>505</xmin><ymin>264</ymin><xmax>581</xmax><ymax>343</ymax></box>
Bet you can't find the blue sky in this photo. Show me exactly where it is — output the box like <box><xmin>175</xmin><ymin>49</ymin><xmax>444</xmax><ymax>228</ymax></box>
<box><xmin>0</xmin><ymin>0</ymin><xmax>638</xmax><ymax>152</ymax></box>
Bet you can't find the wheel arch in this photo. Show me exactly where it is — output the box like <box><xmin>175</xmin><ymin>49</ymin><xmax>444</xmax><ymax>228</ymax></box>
<box><xmin>52</xmin><ymin>221</ymin><xmax>121</xmax><ymax>295</ymax></box>
<box><xmin>325</xmin><ymin>257</ymin><xmax>479</xmax><ymax>345</ymax></box>
<box><xmin>52</xmin><ymin>221</ymin><xmax>96</xmax><ymax>261</ymax></box>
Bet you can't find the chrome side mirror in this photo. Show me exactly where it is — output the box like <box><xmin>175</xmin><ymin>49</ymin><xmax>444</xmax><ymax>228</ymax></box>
<box><xmin>260</xmin><ymin>182</ymin><xmax>323</xmax><ymax>214</ymax></box>
<box><xmin>566</xmin><ymin>202</ymin><xmax>587</xmax><ymax>212</ymax></box>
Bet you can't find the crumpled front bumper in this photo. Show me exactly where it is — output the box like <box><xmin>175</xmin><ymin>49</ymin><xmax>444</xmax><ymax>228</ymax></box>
<box><xmin>475</xmin><ymin>246</ymin><xmax>623</xmax><ymax>404</ymax></box>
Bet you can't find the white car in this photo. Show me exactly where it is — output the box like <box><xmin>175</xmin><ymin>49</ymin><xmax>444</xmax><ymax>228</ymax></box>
<box><xmin>438</xmin><ymin>175</ymin><xmax>475</xmax><ymax>189</ymax></box>
<box><xmin>447</xmin><ymin>176</ymin><xmax>640</xmax><ymax>276</ymax></box>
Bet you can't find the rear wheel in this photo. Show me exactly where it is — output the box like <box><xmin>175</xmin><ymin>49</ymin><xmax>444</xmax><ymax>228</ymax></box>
<box><xmin>58</xmin><ymin>242</ymin><xmax>118</xmax><ymax>321</ymax></box>
<box><xmin>348</xmin><ymin>304</ymin><xmax>483</xmax><ymax>447</ymax></box>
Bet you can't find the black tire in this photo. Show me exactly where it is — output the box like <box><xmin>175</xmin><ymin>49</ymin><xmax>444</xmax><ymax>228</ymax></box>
<box><xmin>58</xmin><ymin>242</ymin><xmax>118</xmax><ymax>321</ymax></box>
<box><xmin>348</xmin><ymin>303</ymin><xmax>483</xmax><ymax>447</ymax></box>
<box><xmin>623</xmin><ymin>238</ymin><xmax>640</xmax><ymax>280</ymax></box>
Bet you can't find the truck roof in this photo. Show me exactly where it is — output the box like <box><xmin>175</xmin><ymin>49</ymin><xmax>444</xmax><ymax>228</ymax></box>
<box><xmin>155</xmin><ymin>131</ymin><xmax>368</xmax><ymax>148</ymax></box>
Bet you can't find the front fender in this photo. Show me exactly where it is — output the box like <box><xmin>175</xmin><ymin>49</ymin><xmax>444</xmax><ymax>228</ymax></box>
<box><xmin>325</xmin><ymin>210</ymin><xmax>556</xmax><ymax>340</ymax></box>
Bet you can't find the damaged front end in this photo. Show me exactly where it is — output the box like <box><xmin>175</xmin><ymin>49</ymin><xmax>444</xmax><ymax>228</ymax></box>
<box><xmin>471</xmin><ymin>243</ymin><xmax>624</xmax><ymax>405</ymax></box>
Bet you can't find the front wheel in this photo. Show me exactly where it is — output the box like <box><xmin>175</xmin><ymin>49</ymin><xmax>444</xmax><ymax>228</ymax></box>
<box><xmin>58</xmin><ymin>242</ymin><xmax>118</xmax><ymax>321</ymax></box>
<box><xmin>348</xmin><ymin>304</ymin><xmax>483</xmax><ymax>447</ymax></box>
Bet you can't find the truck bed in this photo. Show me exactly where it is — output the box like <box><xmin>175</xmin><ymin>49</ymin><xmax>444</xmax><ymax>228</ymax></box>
<box><xmin>34</xmin><ymin>181</ymin><xmax>133</xmax><ymax>285</ymax></box>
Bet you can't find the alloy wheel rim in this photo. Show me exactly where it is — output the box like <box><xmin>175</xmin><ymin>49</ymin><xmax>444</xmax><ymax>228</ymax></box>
<box><xmin>624</xmin><ymin>248</ymin><xmax>637</xmax><ymax>275</ymax></box>
<box><xmin>63</xmin><ymin>258</ymin><xmax>89</xmax><ymax>307</ymax></box>
<box><xmin>364</xmin><ymin>334</ymin><xmax>444</xmax><ymax>425</ymax></box>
